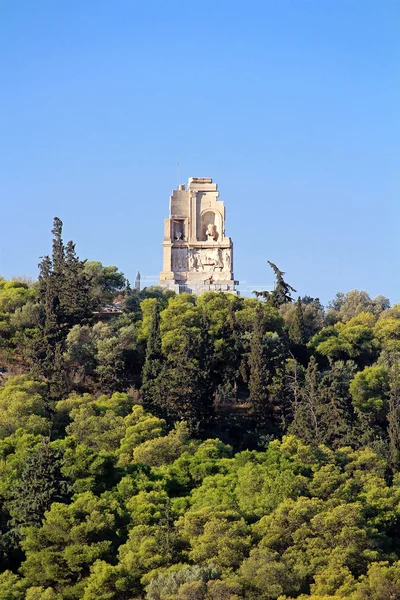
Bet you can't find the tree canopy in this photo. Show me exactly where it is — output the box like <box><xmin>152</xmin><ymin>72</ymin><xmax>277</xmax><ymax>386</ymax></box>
<box><xmin>0</xmin><ymin>219</ymin><xmax>400</xmax><ymax>599</ymax></box>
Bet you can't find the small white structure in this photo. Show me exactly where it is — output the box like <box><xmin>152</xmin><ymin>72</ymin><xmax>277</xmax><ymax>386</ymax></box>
<box><xmin>159</xmin><ymin>178</ymin><xmax>238</xmax><ymax>295</ymax></box>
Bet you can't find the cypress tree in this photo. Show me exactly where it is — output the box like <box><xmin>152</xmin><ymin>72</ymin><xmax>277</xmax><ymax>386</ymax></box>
<box><xmin>289</xmin><ymin>297</ymin><xmax>306</xmax><ymax>345</ymax></box>
<box><xmin>319</xmin><ymin>360</ymin><xmax>357</xmax><ymax>448</ymax></box>
<box><xmin>281</xmin><ymin>357</ymin><xmax>304</xmax><ymax>431</ymax></box>
<box><xmin>226</xmin><ymin>303</ymin><xmax>242</xmax><ymax>401</ymax></box>
<box><xmin>248</xmin><ymin>304</ymin><xmax>272</xmax><ymax>427</ymax></box>
<box><xmin>51</xmin><ymin>217</ymin><xmax>65</xmax><ymax>271</ymax></box>
<box><xmin>289</xmin><ymin>356</ymin><xmax>321</xmax><ymax>444</ymax></box>
<box><xmin>35</xmin><ymin>218</ymin><xmax>94</xmax><ymax>398</ymax></box>
<box><xmin>144</xmin><ymin>316</ymin><xmax>214</xmax><ymax>435</ymax></box>
<box><xmin>141</xmin><ymin>303</ymin><xmax>165</xmax><ymax>416</ymax></box>
<box><xmin>142</xmin><ymin>303</ymin><xmax>163</xmax><ymax>386</ymax></box>
<box><xmin>63</xmin><ymin>240</ymin><xmax>93</xmax><ymax>328</ymax></box>
<box><xmin>388</xmin><ymin>359</ymin><xmax>400</xmax><ymax>474</ymax></box>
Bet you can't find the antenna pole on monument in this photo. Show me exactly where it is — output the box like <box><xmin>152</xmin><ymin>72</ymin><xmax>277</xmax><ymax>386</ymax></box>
<box><xmin>176</xmin><ymin>156</ymin><xmax>180</xmax><ymax>188</ymax></box>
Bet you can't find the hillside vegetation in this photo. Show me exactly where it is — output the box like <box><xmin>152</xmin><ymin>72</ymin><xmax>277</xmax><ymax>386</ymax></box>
<box><xmin>0</xmin><ymin>219</ymin><xmax>400</xmax><ymax>599</ymax></box>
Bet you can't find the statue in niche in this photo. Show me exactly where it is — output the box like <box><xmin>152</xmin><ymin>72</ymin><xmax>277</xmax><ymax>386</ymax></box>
<box><xmin>173</xmin><ymin>221</ymin><xmax>184</xmax><ymax>241</ymax></box>
<box><xmin>205</xmin><ymin>223</ymin><xmax>218</xmax><ymax>241</ymax></box>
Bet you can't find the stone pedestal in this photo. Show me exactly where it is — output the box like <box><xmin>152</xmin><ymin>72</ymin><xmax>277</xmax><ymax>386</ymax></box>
<box><xmin>159</xmin><ymin>178</ymin><xmax>238</xmax><ymax>295</ymax></box>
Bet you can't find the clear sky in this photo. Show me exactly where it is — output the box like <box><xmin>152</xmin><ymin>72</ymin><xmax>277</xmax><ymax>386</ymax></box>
<box><xmin>0</xmin><ymin>0</ymin><xmax>398</xmax><ymax>304</ymax></box>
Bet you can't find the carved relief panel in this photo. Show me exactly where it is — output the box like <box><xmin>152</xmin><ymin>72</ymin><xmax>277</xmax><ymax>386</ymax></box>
<box><xmin>172</xmin><ymin>248</ymin><xmax>188</xmax><ymax>272</ymax></box>
<box><xmin>188</xmin><ymin>248</ymin><xmax>231</xmax><ymax>273</ymax></box>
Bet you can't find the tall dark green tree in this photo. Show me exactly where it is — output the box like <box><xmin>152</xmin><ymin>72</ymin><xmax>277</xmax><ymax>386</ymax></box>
<box><xmin>288</xmin><ymin>357</ymin><xmax>355</xmax><ymax>448</ymax></box>
<box><xmin>289</xmin><ymin>356</ymin><xmax>321</xmax><ymax>444</ymax></box>
<box><xmin>289</xmin><ymin>297</ymin><xmax>306</xmax><ymax>345</ymax></box>
<box><xmin>224</xmin><ymin>302</ymin><xmax>243</xmax><ymax>401</ymax></box>
<box><xmin>279</xmin><ymin>358</ymin><xmax>302</xmax><ymax>431</ymax></box>
<box><xmin>142</xmin><ymin>304</ymin><xmax>163</xmax><ymax>386</ymax></box>
<box><xmin>63</xmin><ymin>240</ymin><xmax>93</xmax><ymax>325</ymax></box>
<box><xmin>35</xmin><ymin>218</ymin><xmax>94</xmax><ymax>398</ymax></box>
<box><xmin>248</xmin><ymin>304</ymin><xmax>272</xmax><ymax>427</ymax></box>
<box><xmin>7</xmin><ymin>438</ymin><xmax>70</xmax><ymax>537</ymax></box>
<box><xmin>144</xmin><ymin>317</ymin><xmax>214</xmax><ymax>435</ymax></box>
<box><xmin>388</xmin><ymin>358</ymin><xmax>400</xmax><ymax>474</ymax></box>
<box><xmin>319</xmin><ymin>360</ymin><xmax>357</xmax><ymax>448</ymax></box>
<box><xmin>254</xmin><ymin>261</ymin><xmax>296</xmax><ymax>308</ymax></box>
<box><xmin>141</xmin><ymin>303</ymin><xmax>165</xmax><ymax>414</ymax></box>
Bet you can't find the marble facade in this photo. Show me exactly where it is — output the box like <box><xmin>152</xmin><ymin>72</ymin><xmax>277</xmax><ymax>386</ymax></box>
<box><xmin>159</xmin><ymin>177</ymin><xmax>238</xmax><ymax>295</ymax></box>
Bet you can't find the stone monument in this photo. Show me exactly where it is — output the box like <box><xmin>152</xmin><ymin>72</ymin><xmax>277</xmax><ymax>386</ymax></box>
<box><xmin>159</xmin><ymin>177</ymin><xmax>238</xmax><ymax>295</ymax></box>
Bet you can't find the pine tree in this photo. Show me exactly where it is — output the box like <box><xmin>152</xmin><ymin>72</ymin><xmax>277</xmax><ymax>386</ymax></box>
<box><xmin>254</xmin><ymin>261</ymin><xmax>296</xmax><ymax>308</ymax></box>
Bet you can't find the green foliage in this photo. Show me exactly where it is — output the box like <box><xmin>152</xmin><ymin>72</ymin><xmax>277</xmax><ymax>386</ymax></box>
<box><xmin>82</xmin><ymin>560</ymin><xmax>131</xmax><ymax>600</ymax></box>
<box><xmin>0</xmin><ymin>375</ymin><xmax>50</xmax><ymax>437</ymax></box>
<box><xmin>326</xmin><ymin>290</ymin><xmax>390</xmax><ymax>325</ymax></box>
<box><xmin>248</xmin><ymin>305</ymin><xmax>273</xmax><ymax>425</ymax></box>
<box><xmin>254</xmin><ymin>261</ymin><xmax>296</xmax><ymax>308</ymax></box>
<box><xmin>142</xmin><ymin>305</ymin><xmax>214</xmax><ymax>433</ymax></box>
<box><xmin>0</xmin><ymin>280</ymin><xmax>35</xmax><ymax>313</ymax></box>
<box><xmin>374</xmin><ymin>305</ymin><xmax>400</xmax><ymax>353</ymax></box>
<box><xmin>0</xmin><ymin>570</ymin><xmax>26</xmax><ymax>600</ymax></box>
<box><xmin>35</xmin><ymin>217</ymin><xmax>94</xmax><ymax>398</ymax></box>
<box><xmin>179</xmin><ymin>510</ymin><xmax>252</xmax><ymax>569</ymax></box>
<box><xmin>26</xmin><ymin>587</ymin><xmax>63</xmax><ymax>600</ymax></box>
<box><xmin>289</xmin><ymin>297</ymin><xmax>306</xmax><ymax>345</ymax></box>
<box><xmin>280</xmin><ymin>296</ymin><xmax>324</xmax><ymax>344</ymax></box>
<box><xmin>84</xmin><ymin>261</ymin><xmax>126</xmax><ymax>307</ymax></box>
<box><xmin>65</xmin><ymin>318</ymin><xmax>140</xmax><ymax>393</ymax></box>
<box><xmin>4</xmin><ymin>222</ymin><xmax>400</xmax><ymax>599</ymax></box>
<box><xmin>350</xmin><ymin>365</ymin><xmax>390</xmax><ymax>415</ymax></box>
<box><xmin>7</xmin><ymin>437</ymin><xmax>70</xmax><ymax>535</ymax></box>
<box><xmin>133</xmin><ymin>422</ymin><xmax>191</xmax><ymax>467</ymax></box>
<box><xmin>310</xmin><ymin>312</ymin><xmax>379</xmax><ymax>364</ymax></box>
<box><xmin>146</xmin><ymin>564</ymin><xmax>221</xmax><ymax>600</ymax></box>
<box><xmin>94</xmin><ymin>319</ymin><xmax>139</xmax><ymax>393</ymax></box>
<box><xmin>352</xmin><ymin>560</ymin><xmax>400</xmax><ymax>600</ymax></box>
<box><xmin>141</xmin><ymin>303</ymin><xmax>164</xmax><ymax>412</ymax></box>
<box><xmin>118</xmin><ymin>405</ymin><xmax>167</xmax><ymax>465</ymax></box>
<box><xmin>20</xmin><ymin>492</ymin><xmax>122</xmax><ymax>597</ymax></box>
<box><xmin>290</xmin><ymin>359</ymin><xmax>357</xmax><ymax>448</ymax></box>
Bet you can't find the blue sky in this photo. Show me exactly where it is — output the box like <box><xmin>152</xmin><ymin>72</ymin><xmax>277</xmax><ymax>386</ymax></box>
<box><xmin>0</xmin><ymin>0</ymin><xmax>398</xmax><ymax>304</ymax></box>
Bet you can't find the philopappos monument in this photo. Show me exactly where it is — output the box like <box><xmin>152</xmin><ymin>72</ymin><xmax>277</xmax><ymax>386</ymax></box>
<box><xmin>159</xmin><ymin>177</ymin><xmax>238</xmax><ymax>295</ymax></box>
